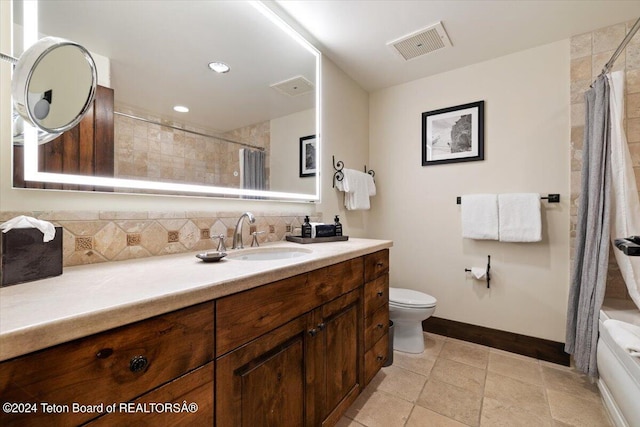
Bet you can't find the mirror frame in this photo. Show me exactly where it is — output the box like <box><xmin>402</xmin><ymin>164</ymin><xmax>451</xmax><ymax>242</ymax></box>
<box><xmin>18</xmin><ymin>0</ymin><xmax>322</xmax><ymax>202</ymax></box>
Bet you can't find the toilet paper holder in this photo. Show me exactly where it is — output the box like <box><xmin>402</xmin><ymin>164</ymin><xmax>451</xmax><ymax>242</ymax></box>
<box><xmin>465</xmin><ymin>255</ymin><xmax>491</xmax><ymax>288</ymax></box>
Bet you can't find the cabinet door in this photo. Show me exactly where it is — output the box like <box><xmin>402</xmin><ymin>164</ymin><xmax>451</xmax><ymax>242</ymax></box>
<box><xmin>216</xmin><ymin>314</ymin><xmax>317</xmax><ymax>427</ymax></box>
<box><xmin>318</xmin><ymin>289</ymin><xmax>363</xmax><ymax>427</ymax></box>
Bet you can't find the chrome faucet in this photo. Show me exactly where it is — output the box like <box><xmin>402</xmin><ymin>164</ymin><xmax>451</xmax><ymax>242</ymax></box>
<box><xmin>232</xmin><ymin>212</ymin><xmax>255</xmax><ymax>249</ymax></box>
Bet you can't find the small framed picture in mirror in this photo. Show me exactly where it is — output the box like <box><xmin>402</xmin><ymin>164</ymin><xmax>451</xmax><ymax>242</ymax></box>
<box><xmin>300</xmin><ymin>135</ymin><xmax>316</xmax><ymax>177</ymax></box>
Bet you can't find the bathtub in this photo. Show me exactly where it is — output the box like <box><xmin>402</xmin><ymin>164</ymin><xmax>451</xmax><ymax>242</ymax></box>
<box><xmin>597</xmin><ymin>299</ymin><xmax>640</xmax><ymax>427</ymax></box>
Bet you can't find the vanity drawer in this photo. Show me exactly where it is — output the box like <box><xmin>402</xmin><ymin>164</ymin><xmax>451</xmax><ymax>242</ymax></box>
<box><xmin>216</xmin><ymin>273</ymin><xmax>309</xmax><ymax>356</ymax></box>
<box><xmin>364</xmin><ymin>274</ymin><xmax>389</xmax><ymax>318</ymax></box>
<box><xmin>307</xmin><ymin>256</ymin><xmax>363</xmax><ymax>301</ymax></box>
<box><xmin>364</xmin><ymin>249</ymin><xmax>389</xmax><ymax>282</ymax></box>
<box><xmin>216</xmin><ymin>258</ymin><xmax>363</xmax><ymax>356</ymax></box>
<box><xmin>365</xmin><ymin>304</ymin><xmax>389</xmax><ymax>351</ymax></box>
<box><xmin>364</xmin><ymin>333</ymin><xmax>388</xmax><ymax>385</ymax></box>
<box><xmin>88</xmin><ymin>362</ymin><xmax>214</xmax><ymax>426</ymax></box>
<box><xmin>0</xmin><ymin>302</ymin><xmax>214</xmax><ymax>427</ymax></box>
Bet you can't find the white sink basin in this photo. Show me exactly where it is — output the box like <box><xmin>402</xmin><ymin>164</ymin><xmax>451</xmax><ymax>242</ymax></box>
<box><xmin>227</xmin><ymin>247</ymin><xmax>312</xmax><ymax>261</ymax></box>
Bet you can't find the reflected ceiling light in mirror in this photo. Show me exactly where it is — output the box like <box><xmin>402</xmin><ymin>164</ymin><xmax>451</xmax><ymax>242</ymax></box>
<box><xmin>21</xmin><ymin>0</ymin><xmax>321</xmax><ymax>202</ymax></box>
<box><xmin>173</xmin><ymin>105</ymin><xmax>189</xmax><ymax>113</ymax></box>
<box><xmin>208</xmin><ymin>61</ymin><xmax>230</xmax><ymax>73</ymax></box>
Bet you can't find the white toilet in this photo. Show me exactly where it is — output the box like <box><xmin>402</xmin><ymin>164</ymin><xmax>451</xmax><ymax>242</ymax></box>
<box><xmin>389</xmin><ymin>288</ymin><xmax>437</xmax><ymax>354</ymax></box>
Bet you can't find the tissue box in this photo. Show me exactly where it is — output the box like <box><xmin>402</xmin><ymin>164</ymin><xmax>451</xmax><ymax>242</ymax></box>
<box><xmin>1</xmin><ymin>227</ymin><xmax>63</xmax><ymax>287</ymax></box>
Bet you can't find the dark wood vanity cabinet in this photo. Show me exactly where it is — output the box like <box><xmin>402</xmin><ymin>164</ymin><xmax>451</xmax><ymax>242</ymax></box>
<box><xmin>316</xmin><ymin>289</ymin><xmax>363</xmax><ymax>427</ymax></box>
<box><xmin>0</xmin><ymin>250</ymin><xmax>390</xmax><ymax>427</ymax></box>
<box><xmin>0</xmin><ymin>302</ymin><xmax>215</xmax><ymax>426</ymax></box>
<box><xmin>87</xmin><ymin>362</ymin><xmax>215</xmax><ymax>427</ymax></box>
<box><xmin>363</xmin><ymin>250</ymin><xmax>390</xmax><ymax>385</ymax></box>
<box><xmin>216</xmin><ymin>312</ymin><xmax>315</xmax><ymax>427</ymax></box>
<box><xmin>215</xmin><ymin>258</ymin><xmax>366</xmax><ymax>427</ymax></box>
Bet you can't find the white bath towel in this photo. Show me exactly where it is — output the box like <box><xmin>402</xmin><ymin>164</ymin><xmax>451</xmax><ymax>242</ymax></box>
<box><xmin>461</xmin><ymin>194</ymin><xmax>499</xmax><ymax>240</ymax></box>
<box><xmin>603</xmin><ymin>319</ymin><xmax>640</xmax><ymax>357</ymax></box>
<box><xmin>498</xmin><ymin>193</ymin><xmax>542</xmax><ymax>242</ymax></box>
<box><xmin>337</xmin><ymin>169</ymin><xmax>376</xmax><ymax>210</ymax></box>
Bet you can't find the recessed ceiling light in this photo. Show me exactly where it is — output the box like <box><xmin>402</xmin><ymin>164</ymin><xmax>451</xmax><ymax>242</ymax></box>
<box><xmin>173</xmin><ymin>105</ymin><xmax>189</xmax><ymax>113</ymax></box>
<box><xmin>208</xmin><ymin>61</ymin><xmax>230</xmax><ymax>73</ymax></box>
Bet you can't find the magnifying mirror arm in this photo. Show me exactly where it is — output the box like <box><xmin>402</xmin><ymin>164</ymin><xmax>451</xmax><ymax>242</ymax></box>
<box><xmin>0</xmin><ymin>52</ymin><xmax>18</xmax><ymax>64</ymax></box>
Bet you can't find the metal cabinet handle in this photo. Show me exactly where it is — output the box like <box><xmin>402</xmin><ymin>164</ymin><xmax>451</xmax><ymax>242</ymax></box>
<box><xmin>308</xmin><ymin>329</ymin><xmax>318</xmax><ymax>337</ymax></box>
<box><xmin>376</xmin><ymin>323</ymin><xmax>384</xmax><ymax>329</ymax></box>
<box><xmin>129</xmin><ymin>355</ymin><xmax>149</xmax><ymax>373</ymax></box>
<box><xmin>377</xmin><ymin>291</ymin><xmax>384</xmax><ymax>297</ymax></box>
<box><xmin>376</xmin><ymin>262</ymin><xmax>384</xmax><ymax>267</ymax></box>
<box><xmin>376</xmin><ymin>355</ymin><xmax>384</xmax><ymax>361</ymax></box>
<box><xmin>317</xmin><ymin>323</ymin><xmax>326</xmax><ymax>331</ymax></box>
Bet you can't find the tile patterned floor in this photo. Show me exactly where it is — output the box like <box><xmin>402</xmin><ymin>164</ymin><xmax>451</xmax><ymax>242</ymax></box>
<box><xmin>339</xmin><ymin>333</ymin><xmax>613</xmax><ymax>427</ymax></box>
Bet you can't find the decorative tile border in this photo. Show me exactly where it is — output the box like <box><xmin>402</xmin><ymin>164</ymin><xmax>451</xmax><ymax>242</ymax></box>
<box><xmin>0</xmin><ymin>211</ymin><xmax>319</xmax><ymax>267</ymax></box>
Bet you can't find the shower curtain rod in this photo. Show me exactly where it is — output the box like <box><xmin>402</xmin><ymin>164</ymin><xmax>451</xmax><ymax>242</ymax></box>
<box><xmin>599</xmin><ymin>17</ymin><xmax>640</xmax><ymax>77</ymax></box>
<box><xmin>113</xmin><ymin>111</ymin><xmax>266</xmax><ymax>152</ymax></box>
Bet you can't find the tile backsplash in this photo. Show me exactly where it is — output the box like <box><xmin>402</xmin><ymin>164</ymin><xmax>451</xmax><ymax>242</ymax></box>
<box><xmin>0</xmin><ymin>211</ymin><xmax>319</xmax><ymax>267</ymax></box>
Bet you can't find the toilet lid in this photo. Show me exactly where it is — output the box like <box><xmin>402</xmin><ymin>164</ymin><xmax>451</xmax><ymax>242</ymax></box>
<box><xmin>389</xmin><ymin>287</ymin><xmax>437</xmax><ymax>308</ymax></box>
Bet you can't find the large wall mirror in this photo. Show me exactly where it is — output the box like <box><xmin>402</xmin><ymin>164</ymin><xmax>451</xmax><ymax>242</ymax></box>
<box><xmin>12</xmin><ymin>0</ymin><xmax>320</xmax><ymax>201</ymax></box>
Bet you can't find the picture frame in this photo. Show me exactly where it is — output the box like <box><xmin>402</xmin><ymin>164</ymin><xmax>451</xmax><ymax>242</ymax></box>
<box><xmin>421</xmin><ymin>100</ymin><xmax>484</xmax><ymax>166</ymax></box>
<box><xmin>299</xmin><ymin>135</ymin><xmax>317</xmax><ymax>177</ymax></box>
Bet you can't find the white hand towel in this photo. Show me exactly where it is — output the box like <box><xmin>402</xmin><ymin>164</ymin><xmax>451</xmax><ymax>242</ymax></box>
<box><xmin>603</xmin><ymin>319</ymin><xmax>640</xmax><ymax>357</ymax></box>
<box><xmin>341</xmin><ymin>169</ymin><xmax>375</xmax><ymax>210</ymax></box>
<box><xmin>498</xmin><ymin>193</ymin><xmax>541</xmax><ymax>242</ymax></box>
<box><xmin>461</xmin><ymin>194</ymin><xmax>499</xmax><ymax>240</ymax></box>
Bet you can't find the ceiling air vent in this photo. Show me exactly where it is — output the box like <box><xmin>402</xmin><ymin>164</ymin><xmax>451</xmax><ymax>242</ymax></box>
<box><xmin>270</xmin><ymin>75</ymin><xmax>315</xmax><ymax>97</ymax></box>
<box><xmin>387</xmin><ymin>22</ymin><xmax>452</xmax><ymax>61</ymax></box>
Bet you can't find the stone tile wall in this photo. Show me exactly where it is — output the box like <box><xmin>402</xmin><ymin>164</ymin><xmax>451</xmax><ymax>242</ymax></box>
<box><xmin>0</xmin><ymin>211</ymin><xmax>319</xmax><ymax>267</ymax></box>
<box><xmin>114</xmin><ymin>106</ymin><xmax>270</xmax><ymax>189</ymax></box>
<box><xmin>570</xmin><ymin>19</ymin><xmax>640</xmax><ymax>300</ymax></box>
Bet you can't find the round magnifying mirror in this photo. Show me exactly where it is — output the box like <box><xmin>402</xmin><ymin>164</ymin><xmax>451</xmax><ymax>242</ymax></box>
<box><xmin>12</xmin><ymin>36</ymin><xmax>97</xmax><ymax>135</ymax></box>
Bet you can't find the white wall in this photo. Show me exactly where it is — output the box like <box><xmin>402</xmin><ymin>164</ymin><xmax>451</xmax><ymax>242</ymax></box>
<box><xmin>270</xmin><ymin>108</ymin><xmax>316</xmax><ymax>195</ymax></box>
<box><xmin>0</xmin><ymin>2</ymin><xmax>369</xmax><ymax>221</ymax></box>
<box><xmin>319</xmin><ymin>58</ymin><xmax>371</xmax><ymax>237</ymax></box>
<box><xmin>368</xmin><ymin>40</ymin><xmax>571</xmax><ymax>342</ymax></box>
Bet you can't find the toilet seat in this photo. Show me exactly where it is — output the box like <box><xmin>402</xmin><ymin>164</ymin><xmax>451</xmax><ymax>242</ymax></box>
<box><xmin>389</xmin><ymin>287</ymin><xmax>437</xmax><ymax>308</ymax></box>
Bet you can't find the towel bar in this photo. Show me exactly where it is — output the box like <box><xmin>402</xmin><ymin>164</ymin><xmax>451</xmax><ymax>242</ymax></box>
<box><xmin>332</xmin><ymin>155</ymin><xmax>375</xmax><ymax>188</ymax></box>
<box><xmin>456</xmin><ymin>194</ymin><xmax>560</xmax><ymax>204</ymax></box>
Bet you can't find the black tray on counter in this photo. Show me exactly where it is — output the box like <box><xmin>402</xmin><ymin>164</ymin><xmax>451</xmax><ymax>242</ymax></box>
<box><xmin>286</xmin><ymin>235</ymin><xmax>349</xmax><ymax>244</ymax></box>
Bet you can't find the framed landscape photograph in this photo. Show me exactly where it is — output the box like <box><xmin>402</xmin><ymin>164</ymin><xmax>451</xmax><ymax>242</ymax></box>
<box><xmin>422</xmin><ymin>101</ymin><xmax>484</xmax><ymax>166</ymax></box>
<box><xmin>299</xmin><ymin>135</ymin><xmax>316</xmax><ymax>177</ymax></box>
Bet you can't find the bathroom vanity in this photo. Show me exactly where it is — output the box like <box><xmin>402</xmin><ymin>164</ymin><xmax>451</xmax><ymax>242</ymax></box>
<box><xmin>0</xmin><ymin>238</ymin><xmax>391</xmax><ymax>426</ymax></box>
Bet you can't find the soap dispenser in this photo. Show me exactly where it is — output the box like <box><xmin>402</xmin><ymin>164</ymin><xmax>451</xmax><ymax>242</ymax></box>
<box><xmin>334</xmin><ymin>215</ymin><xmax>342</xmax><ymax>236</ymax></box>
<box><xmin>302</xmin><ymin>216</ymin><xmax>312</xmax><ymax>238</ymax></box>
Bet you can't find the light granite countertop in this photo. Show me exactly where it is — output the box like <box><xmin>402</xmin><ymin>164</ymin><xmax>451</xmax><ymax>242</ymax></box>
<box><xmin>0</xmin><ymin>238</ymin><xmax>392</xmax><ymax>362</ymax></box>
